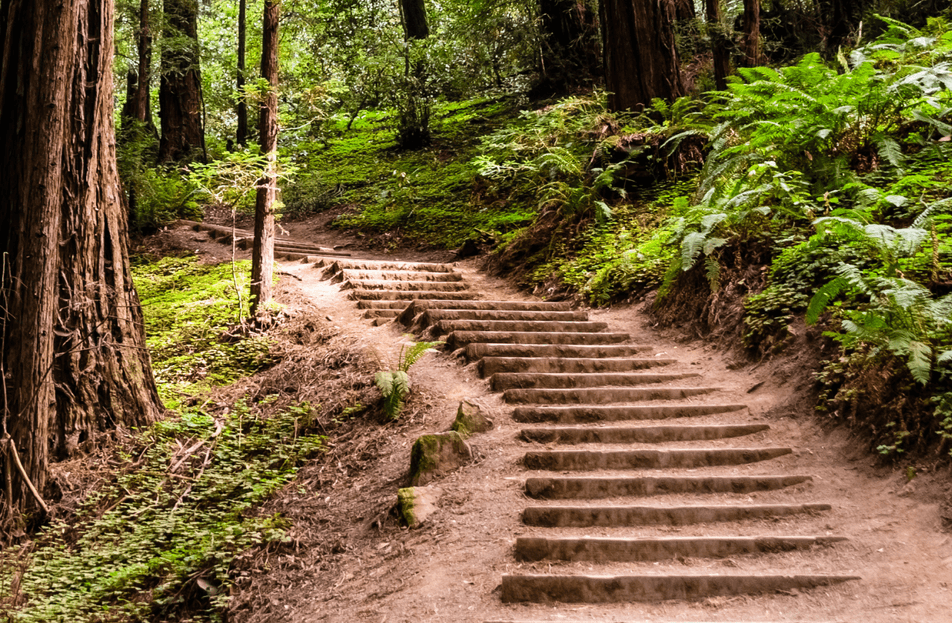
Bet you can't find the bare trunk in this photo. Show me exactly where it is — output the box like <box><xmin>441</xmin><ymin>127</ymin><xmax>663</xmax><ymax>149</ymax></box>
<box><xmin>536</xmin><ymin>0</ymin><xmax>601</xmax><ymax>95</ymax></box>
<box><xmin>673</xmin><ymin>0</ymin><xmax>695</xmax><ymax>21</ymax></box>
<box><xmin>236</xmin><ymin>0</ymin><xmax>248</xmax><ymax>147</ymax></box>
<box><xmin>600</xmin><ymin>0</ymin><xmax>683</xmax><ymax>112</ymax></box>
<box><xmin>134</xmin><ymin>0</ymin><xmax>154</xmax><ymax>127</ymax></box>
<box><xmin>251</xmin><ymin>0</ymin><xmax>280</xmax><ymax>313</ymax></box>
<box><xmin>741</xmin><ymin>0</ymin><xmax>761</xmax><ymax>66</ymax></box>
<box><xmin>399</xmin><ymin>0</ymin><xmax>429</xmax><ymax>40</ymax></box>
<box><xmin>0</xmin><ymin>0</ymin><xmax>162</xmax><ymax>515</ymax></box>
<box><xmin>705</xmin><ymin>0</ymin><xmax>730</xmax><ymax>90</ymax></box>
<box><xmin>159</xmin><ymin>0</ymin><xmax>205</xmax><ymax>162</ymax></box>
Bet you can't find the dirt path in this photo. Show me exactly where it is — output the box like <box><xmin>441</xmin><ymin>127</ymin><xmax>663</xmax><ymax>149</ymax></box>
<box><xmin>180</xmin><ymin>221</ymin><xmax>952</xmax><ymax>623</ymax></box>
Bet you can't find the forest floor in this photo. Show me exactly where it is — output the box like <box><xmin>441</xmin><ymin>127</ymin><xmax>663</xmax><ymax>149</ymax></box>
<box><xmin>153</xmin><ymin>216</ymin><xmax>952</xmax><ymax>623</ymax></box>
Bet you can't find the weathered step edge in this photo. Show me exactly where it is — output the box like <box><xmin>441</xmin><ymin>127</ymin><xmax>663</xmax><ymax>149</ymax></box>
<box><xmin>519</xmin><ymin>424</ymin><xmax>770</xmax><ymax>444</ymax></box>
<box><xmin>525</xmin><ymin>475</ymin><xmax>813</xmax><ymax>499</ymax></box>
<box><xmin>499</xmin><ymin>573</ymin><xmax>860</xmax><ymax>603</ymax></box>
<box><xmin>522</xmin><ymin>502</ymin><xmax>833</xmax><ymax>527</ymax></box>
<box><xmin>512</xmin><ymin>404</ymin><xmax>747</xmax><ymax>423</ymax></box>
<box><xmin>522</xmin><ymin>447</ymin><xmax>792</xmax><ymax>471</ymax></box>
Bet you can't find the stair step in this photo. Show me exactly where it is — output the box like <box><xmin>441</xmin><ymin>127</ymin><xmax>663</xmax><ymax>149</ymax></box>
<box><xmin>314</xmin><ymin>259</ymin><xmax>453</xmax><ymax>272</ymax></box>
<box><xmin>239</xmin><ymin>238</ymin><xmax>334</xmax><ymax>253</ymax></box>
<box><xmin>281</xmin><ymin>250</ymin><xmax>352</xmax><ymax>260</ymax></box>
<box><xmin>415</xmin><ymin>309</ymin><xmax>589</xmax><ymax>326</ymax></box>
<box><xmin>341</xmin><ymin>280</ymin><xmax>470</xmax><ymax>292</ymax></box>
<box><xmin>446</xmin><ymin>332</ymin><xmax>631</xmax><ymax>349</ymax></box>
<box><xmin>520</xmin><ymin>424</ymin><xmax>770</xmax><ymax>444</ymax></box>
<box><xmin>492</xmin><ymin>372</ymin><xmax>699</xmax><ymax>391</ymax></box>
<box><xmin>356</xmin><ymin>300</ymin><xmax>412</xmax><ymax>310</ymax></box>
<box><xmin>499</xmin><ymin>573</ymin><xmax>859</xmax><ymax>603</ymax></box>
<box><xmin>525</xmin><ymin>475</ymin><xmax>813</xmax><ymax>499</ymax></box>
<box><xmin>522</xmin><ymin>502</ymin><xmax>833</xmax><ymax>527</ymax></box>
<box><xmin>514</xmin><ymin>535</ymin><xmax>847</xmax><ymax>563</ymax></box>
<box><xmin>523</xmin><ymin>447</ymin><xmax>792</xmax><ymax>471</ymax></box>
<box><xmin>503</xmin><ymin>387</ymin><xmax>718</xmax><ymax>405</ymax></box>
<box><xmin>433</xmin><ymin>320</ymin><xmax>607</xmax><ymax>336</ymax></box>
<box><xmin>363</xmin><ymin>309</ymin><xmax>402</xmax><ymax>319</ymax></box>
<box><xmin>513</xmin><ymin>404</ymin><xmax>747</xmax><ymax>423</ymax></box>
<box><xmin>464</xmin><ymin>343</ymin><xmax>652</xmax><ymax>361</ymax></box>
<box><xmin>333</xmin><ymin>269</ymin><xmax>463</xmax><ymax>282</ymax></box>
<box><xmin>348</xmin><ymin>290</ymin><xmax>479</xmax><ymax>301</ymax></box>
<box><xmin>399</xmin><ymin>300</ymin><xmax>575</xmax><ymax>315</ymax></box>
<box><xmin>480</xmin><ymin>357</ymin><xmax>676</xmax><ymax>376</ymax></box>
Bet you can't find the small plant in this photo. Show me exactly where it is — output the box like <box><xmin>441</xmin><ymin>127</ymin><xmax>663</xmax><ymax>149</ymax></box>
<box><xmin>374</xmin><ymin>337</ymin><xmax>443</xmax><ymax>419</ymax></box>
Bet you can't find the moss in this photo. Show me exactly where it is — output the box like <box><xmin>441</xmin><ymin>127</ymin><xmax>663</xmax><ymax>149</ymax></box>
<box><xmin>408</xmin><ymin>432</ymin><xmax>470</xmax><ymax>486</ymax></box>
<box><xmin>397</xmin><ymin>487</ymin><xmax>417</xmax><ymax>526</ymax></box>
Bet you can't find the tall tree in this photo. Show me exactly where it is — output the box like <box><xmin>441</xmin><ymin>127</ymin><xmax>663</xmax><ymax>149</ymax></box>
<box><xmin>159</xmin><ymin>0</ymin><xmax>205</xmax><ymax>162</ymax></box>
<box><xmin>741</xmin><ymin>0</ymin><xmax>762</xmax><ymax>66</ymax></box>
<box><xmin>400</xmin><ymin>0</ymin><xmax>429</xmax><ymax>40</ymax></box>
<box><xmin>236</xmin><ymin>0</ymin><xmax>248</xmax><ymax>147</ymax></box>
<box><xmin>134</xmin><ymin>0</ymin><xmax>156</xmax><ymax>128</ymax></box>
<box><xmin>250</xmin><ymin>0</ymin><xmax>280</xmax><ymax>312</ymax></box>
<box><xmin>0</xmin><ymin>0</ymin><xmax>162</xmax><ymax>515</ymax></box>
<box><xmin>600</xmin><ymin>0</ymin><xmax>683</xmax><ymax>112</ymax></box>
<box><xmin>705</xmin><ymin>0</ymin><xmax>729</xmax><ymax>90</ymax></box>
<box><xmin>535</xmin><ymin>0</ymin><xmax>601</xmax><ymax>95</ymax></box>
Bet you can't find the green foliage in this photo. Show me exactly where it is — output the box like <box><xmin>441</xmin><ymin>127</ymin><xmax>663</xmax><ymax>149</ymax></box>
<box><xmin>374</xmin><ymin>338</ymin><xmax>442</xmax><ymax>419</ymax></box>
<box><xmin>132</xmin><ymin>256</ymin><xmax>273</xmax><ymax>407</ymax></box>
<box><xmin>0</xmin><ymin>400</ymin><xmax>325</xmax><ymax>622</ymax></box>
<box><xmin>189</xmin><ymin>148</ymin><xmax>299</xmax><ymax>215</ymax></box>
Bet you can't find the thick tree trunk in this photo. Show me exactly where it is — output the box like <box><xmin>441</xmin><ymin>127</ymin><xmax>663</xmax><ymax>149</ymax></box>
<box><xmin>400</xmin><ymin>0</ymin><xmax>429</xmax><ymax>40</ymax></box>
<box><xmin>535</xmin><ymin>0</ymin><xmax>601</xmax><ymax>95</ymax></box>
<box><xmin>159</xmin><ymin>0</ymin><xmax>205</xmax><ymax>162</ymax></box>
<box><xmin>705</xmin><ymin>0</ymin><xmax>730</xmax><ymax>90</ymax></box>
<box><xmin>673</xmin><ymin>0</ymin><xmax>695</xmax><ymax>21</ymax></box>
<box><xmin>741</xmin><ymin>0</ymin><xmax>761</xmax><ymax>66</ymax></box>
<box><xmin>600</xmin><ymin>0</ymin><xmax>683</xmax><ymax>112</ymax></box>
<box><xmin>251</xmin><ymin>0</ymin><xmax>280</xmax><ymax>313</ymax></box>
<box><xmin>0</xmin><ymin>0</ymin><xmax>162</xmax><ymax>515</ymax></box>
<box><xmin>236</xmin><ymin>0</ymin><xmax>248</xmax><ymax>147</ymax></box>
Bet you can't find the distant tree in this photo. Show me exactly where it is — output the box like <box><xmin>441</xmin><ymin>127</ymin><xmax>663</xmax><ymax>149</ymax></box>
<box><xmin>741</xmin><ymin>0</ymin><xmax>762</xmax><ymax>66</ymax></box>
<box><xmin>535</xmin><ymin>0</ymin><xmax>601</xmax><ymax>95</ymax></box>
<box><xmin>705</xmin><ymin>0</ymin><xmax>729</xmax><ymax>89</ymax></box>
<box><xmin>400</xmin><ymin>0</ymin><xmax>430</xmax><ymax>39</ymax></box>
<box><xmin>237</xmin><ymin>0</ymin><xmax>249</xmax><ymax>147</ymax></box>
<box><xmin>134</xmin><ymin>0</ymin><xmax>156</xmax><ymax>129</ymax></box>
<box><xmin>600</xmin><ymin>0</ymin><xmax>683</xmax><ymax>112</ymax></box>
<box><xmin>0</xmin><ymin>0</ymin><xmax>162</xmax><ymax>516</ymax></box>
<box><xmin>251</xmin><ymin>0</ymin><xmax>280</xmax><ymax>312</ymax></box>
<box><xmin>159</xmin><ymin>0</ymin><xmax>206</xmax><ymax>162</ymax></box>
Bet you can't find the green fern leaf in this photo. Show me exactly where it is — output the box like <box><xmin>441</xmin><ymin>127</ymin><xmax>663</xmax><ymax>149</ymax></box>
<box><xmin>806</xmin><ymin>276</ymin><xmax>848</xmax><ymax>324</ymax></box>
<box><xmin>905</xmin><ymin>340</ymin><xmax>933</xmax><ymax>385</ymax></box>
<box><xmin>681</xmin><ymin>232</ymin><xmax>707</xmax><ymax>270</ymax></box>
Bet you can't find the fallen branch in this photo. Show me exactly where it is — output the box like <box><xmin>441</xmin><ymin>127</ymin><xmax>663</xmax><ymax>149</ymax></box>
<box><xmin>3</xmin><ymin>436</ymin><xmax>50</xmax><ymax>515</ymax></box>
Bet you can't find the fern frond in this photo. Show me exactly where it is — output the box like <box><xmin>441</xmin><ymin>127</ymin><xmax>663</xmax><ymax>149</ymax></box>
<box><xmin>806</xmin><ymin>276</ymin><xmax>849</xmax><ymax>324</ymax></box>
<box><xmin>680</xmin><ymin>232</ymin><xmax>707</xmax><ymax>270</ymax></box>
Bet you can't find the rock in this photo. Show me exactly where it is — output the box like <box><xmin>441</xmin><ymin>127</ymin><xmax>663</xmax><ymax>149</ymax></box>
<box><xmin>409</xmin><ymin>432</ymin><xmax>472</xmax><ymax>485</ymax></box>
<box><xmin>455</xmin><ymin>238</ymin><xmax>479</xmax><ymax>258</ymax></box>
<box><xmin>451</xmin><ymin>400</ymin><xmax>494</xmax><ymax>438</ymax></box>
<box><xmin>397</xmin><ymin>485</ymin><xmax>443</xmax><ymax>528</ymax></box>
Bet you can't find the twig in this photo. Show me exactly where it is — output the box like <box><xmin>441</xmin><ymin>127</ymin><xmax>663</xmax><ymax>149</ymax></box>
<box><xmin>3</xmin><ymin>436</ymin><xmax>50</xmax><ymax>515</ymax></box>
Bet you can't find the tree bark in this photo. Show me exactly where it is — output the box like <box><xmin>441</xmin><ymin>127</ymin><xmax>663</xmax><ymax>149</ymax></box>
<box><xmin>673</xmin><ymin>0</ymin><xmax>695</xmax><ymax>21</ymax></box>
<box><xmin>600</xmin><ymin>0</ymin><xmax>683</xmax><ymax>112</ymax></box>
<box><xmin>236</xmin><ymin>0</ymin><xmax>248</xmax><ymax>147</ymax></box>
<box><xmin>705</xmin><ymin>0</ymin><xmax>730</xmax><ymax>90</ymax></box>
<box><xmin>251</xmin><ymin>0</ymin><xmax>280</xmax><ymax>313</ymax></box>
<box><xmin>0</xmin><ymin>0</ymin><xmax>162</xmax><ymax>514</ymax></box>
<box><xmin>535</xmin><ymin>0</ymin><xmax>601</xmax><ymax>96</ymax></box>
<box><xmin>159</xmin><ymin>0</ymin><xmax>205</xmax><ymax>162</ymax></box>
<box><xmin>741</xmin><ymin>0</ymin><xmax>761</xmax><ymax>66</ymax></box>
<box><xmin>134</xmin><ymin>0</ymin><xmax>154</xmax><ymax>128</ymax></box>
<box><xmin>399</xmin><ymin>0</ymin><xmax>429</xmax><ymax>40</ymax></box>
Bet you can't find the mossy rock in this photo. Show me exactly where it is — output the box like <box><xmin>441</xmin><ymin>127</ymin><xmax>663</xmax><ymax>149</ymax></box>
<box><xmin>450</xmin><ymin>400</ymin><xmax>493</xmax><ymax>439</ymax></box>
<box><xmin>409</xmin><ymin>431</ymin><xmax>472</xmax><ymax>486</ymax></box>
<box><xmin>397</xmin><ymin>485</ymin><xmax>442</xmax><ymax>528</ymax></box>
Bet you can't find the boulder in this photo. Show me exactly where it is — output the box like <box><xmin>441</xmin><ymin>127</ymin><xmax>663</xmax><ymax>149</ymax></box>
<box><xmin>397</xmin><ymin>485</ymin><xmax>443</xmax><ymax>528</ymax></box>
<box><xmin>409</xmin><ymin>431</ymin><xmax>472</xmax><ymax>485</ymax></box>
<box><xmin>450</xmin><ymin>399</ymin><xmax>493</xmax><ymax>438</ymax></box>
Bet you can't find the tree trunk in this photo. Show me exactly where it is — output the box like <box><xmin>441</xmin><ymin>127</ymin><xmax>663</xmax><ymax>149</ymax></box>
<box><xmin>134</xmin><ymin>0</ymin><xmax>155</xmax><ymax>129</ymax></box>
<box><xmin>741</xmin><ymin>0</ymin><xmax>761</xmax><ymax>66</ymax></box>
<box><xmin>705</xmin><ymin>0</ymin><xmax>730</xmax><ymax>90</ymax></box>
<box><xmin>236</xmin><ymin>0</ymin><xmax>248</xmax><ymax>147</ymax></box>
<box><xmin>159</xmin><ymin>0</ymin><xmax>205</xmax><ymax>162</ymax></box>
<box><xmin>600</xmin><ymin>0</ymin><xmax>683</xmax><ymax>112</ymax></box>
<box><xmin>400</xmin><ymin>0</ymin><xmax>429</xmax><ymax>40</ymax></box>
<box><xmin>673</xmin><ymin>0</ymin><xmax>695</xmax><ymax>21</ymax></box>
<box><xmin>535</xmin><ymin>0</ymin><xmax>601</xmax><ymax>96</ymax></box>
<box><xmin>251</xmin><ymin>0</ymin><xmax>280</xmax><ymax>313</ymax></box>
<box><xmin>0</xmin><ymin>0</ymin><xmax>162</xmax><ymax>515</ymax></box>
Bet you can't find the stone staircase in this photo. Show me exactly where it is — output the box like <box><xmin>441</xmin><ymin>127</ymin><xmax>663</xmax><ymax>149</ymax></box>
<box><xmin>315</xmin><ymin>254</ymin><xmax>861</xmax><ymax>616</ymax></box>
<box><xmin>191</xmin><ymin>224</ymin><xmax>860</xmax><ymax>618</ymax></box>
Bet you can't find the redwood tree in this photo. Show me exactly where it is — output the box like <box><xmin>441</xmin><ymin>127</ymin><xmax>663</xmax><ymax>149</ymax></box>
<box><xmin>159</xmin><ymin>0</ymin><xmax>205</xmax><ymax>162</ymax></box>
<box><xmin>0</xmin><ymin>0</ymin><xmax>162</xmax><ymax>514</ymax></box>
<box><xmin>536</xmin><ymin>0</ymin><xmax>601</xmax><ymax>95</ymax></box>
<box><xmin>705</xmin><ymin>0</ymin><xmax>730</xmax><ymax>90</ymax></box>
<box><xmin>236</xmin><ymin>0</ymin><xmax>248</xmax><ymax>147</ymax></box>
<box><xmin>741</xmin><ymin>0</ymin><xmax>762</xmax><ymax>67</ymax></box>
<box><xmin>250</xmin><ymin>0</ymin><xmax>280</xmax><ymax>312</ymax></box>
<box><xmin>600</xmin><ymin>0</ymin><xmax>683</xmax><ymax>112</ymax></box>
